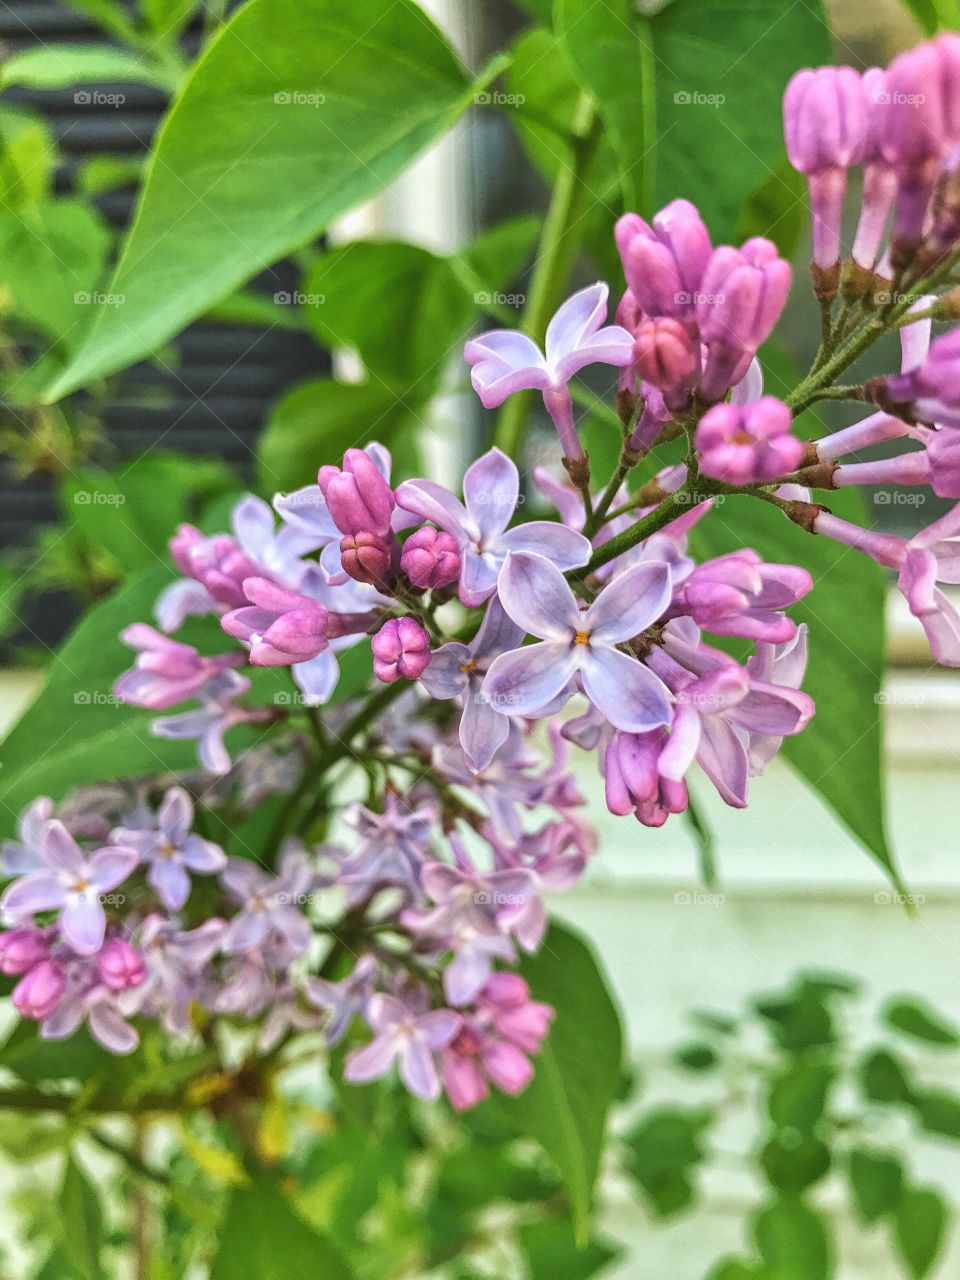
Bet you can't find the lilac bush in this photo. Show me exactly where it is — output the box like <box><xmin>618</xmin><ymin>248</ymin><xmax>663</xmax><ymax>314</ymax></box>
<box><xmin>6</xmin><ymin>31</ymin><xmax>960</xmax><ymax>1138</ymax></box>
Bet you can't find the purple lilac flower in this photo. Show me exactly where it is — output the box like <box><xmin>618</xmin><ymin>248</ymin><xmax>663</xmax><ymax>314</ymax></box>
<box><xmin>221</xmin><ymin>578</ymin><xmax>330</xmax><ymax>666</ymax></box>
<box><xmin>441</xmin><ymin>974</ymin><xmax>553</xmax><ymax>1110</ymax></box>
<box><xmin>433</xmin><ymin>729</ymin><xmax>556</xmax><ymax>843</ymax></box>
<box><xmin>482</xmin><ymin>552</ymin><xmax>673</xmax><ymax>732</ymax></box>
<box><xmin>114</xmin><ymin>626</ymin><xmax>243</xmax><ymax>711</ymax></box>
<box><xmin>1</xmin><ymin>821</ymin><xmax>138</xmax><ymax>955</ymax></box>
<box><xmin>418</xmin><ymin>596</ymin><xmax>523</xmax><ymax>772</ymax></box>
<box><xmin>110</xmin><ymin>786</ymin><xmax>226</xmax><ymax>911</ymax></box>
<box><xmin>400</xmin><ymin>527</ymin><xmax>461</xmax><ymax>590</ymax></box>
<box><xmin>632</xmin><ymin>316</ymin><xmax>700</xmax><ymax>412</ymax></box>
<box><xmin>41</xmin><ymin>958</ymin><xmax>145</xmax><ymax>1054</ymax></box>
<box><xmin>396</xmin><ymin>448</ymin><xmax>591</xmax><ymax>608</ymax></box>
<box><xmin>852</xmin><ymin>67</ymin><xmax>898</xmax><ymax>269</ymax></box>
<box><xmin>137</xmin><ymin>915</ymin><xmax>225</xmax><ymax>1037</ymax></box>
<box><xmin>696</xmin><ymin>398</ymin><xmax>803</xmax><ymax>485</ymax></box>
<box><xmin>604</xmin><ymin>727</ymin><xmax>689</xmax><ymax>827</ymax></box>
<box><xmin>463</xmin><ymin>283</ymin><xmax>633</xmax><ymax>460</ymax></box>
<box><xmin>615</xmin><ymin>200</ymin><xmax>713</xmax><ymax>331</ymax></box>
<box><xmin>305</xmin><ymin>954</ymin><xmax>379</xmax><ymax>1046</ymax></box>
<box><xmin>674</xmin><ymin>550</ymin><xmax>812</xmax><ymax>643</ymax></box>
<box><xmin>220</xmin><ymin>847</ymin><xmax>315</xmax><ymax>959</ymax></box>
<box><xmin>0</xmin><ymin>926</ymin><xmax>50</xmax><ymax>975</ymax></box>
<box><xmin>882</xmin><ymin>329</ymin><xmax>960</xmax><ymax>428</ymax></box>
<box><xmin>345</xmin><ymin>993</ymin><xmax>461</xmax><ymax>1100</ymax></box>
<box><xmin>12</xmin><ymin>959</ymin><xmax>65</xmax><ymax>1019</ymax></box>
<box><xmin>783</xmin><ymin>66</ymin><xmax>865</xmax><ymax>268</ymax></box>
<box><xmin>745</xmin><ymin>625</ymin><xmax>810</xmax><ymax>773</ymax></box>
<box><xmin>336</xmin><ymin>795</ymin><xmax>434</xmax><ymax>904</ymax></box>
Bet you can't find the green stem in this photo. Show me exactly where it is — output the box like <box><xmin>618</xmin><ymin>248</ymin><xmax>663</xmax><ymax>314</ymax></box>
<box><xmin>493</xmin><ymin>93</ymin><xmax>601</xmax><ymax>461</ymax></box>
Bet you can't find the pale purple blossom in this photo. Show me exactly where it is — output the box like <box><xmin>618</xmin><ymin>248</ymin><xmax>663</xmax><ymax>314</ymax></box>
<box><xmin>396</xmin><ymin>448</ymin><xmax>591</xmax><ymax>607</ymax></box>
<box><xmin>111</xmin><ymin>787</ymin><xmax>226</xmax><ymax>911</ymax></box>
<box><xmin>345</xmin><ymin>993</ymin><xmax>461</xmax><ymax>1100</ymax></box>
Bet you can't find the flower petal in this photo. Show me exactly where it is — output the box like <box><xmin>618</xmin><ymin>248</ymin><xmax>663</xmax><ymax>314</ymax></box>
<box><xmin>460</xmin><ymin>691</ymin><xmax>511</xmax><ymax>773</ymax></box>
<box><xmin>231</xmin><ymin>495</ymin><xmax>275</xmax><ymax>560</ymax></box>
<box><xmin>585</xmin><ymin>561</ymin><xmax>673</xmax><ymax>643</ymax></box>
<box><xmin>88</xmin><ymin>847</ymin><xmax>139</xmax><ymax>893</ymax></box>
<box><xmin>394</xmin><ymin>478</ymin><xmax>470</xmax><ymax>539</ymax></box>
<box><xmin>580</xmin><ymin>647</ymin><xmax>672</xmax><ymax>732</ymax></box>
<box><xmin>400</xmin><ymin>1035</ymin><xmax>441</xmax><ymax>1099</ymax></box>
<box><xmin>463</xmin><ymin>448</ymin><xmax>518</xmax><ymax>539</ymax></box>
<box><xmin>697</xmin><ymin>716</ymin><xmax>749</xmax><ymax>807</ymax></box>
<box><xmin>89</xmin><ymin>1003</ymin><xmax>139</xmax><ymax>1055</ymax></box>
<box><xmin>41</xmin><ymin>821</ymin><xmax>85</xmax><ymax>876</ymax></box>
<box><xmin>464</xmin><ymin>331</ymin><xmax>551</xmax><ymax>408</ymax></box>
<box><xmin>498</xmin><ymin>522</ymin><xmax>592</xmax><ymax>572</ymax></box>
<box><xmin>418</xmin><ymin>643</ymin><xmax>471</xmax><ymax>700</ymax></box>
<box><xmin>179</xmin><ymin>836</ymin><xmax>228</xmax><ymax>874</ymax></box>
<box><xmin>345</xmin><ymin>1030</ymin><xmax>399</xmax><ymax>1083</ymax></box>
<box><xmin>544</xmin><ymin>282</ymin><xmax>608</xmax><ymax>368</ymax></box>
<box><xmin>496</xmin><ymin>551</ymin><xmax>580</xmax><ymax>640</ymax></box>
<box><xmin>61</xmin><ymin>895</ymin><xmax>106</xmax><ymax>955</ymax></box>
<box><xmin>483</xmin><ymin>643</ymin><xmax>578</xmax><ymax>718</ymax></box>
<box><xmin>293</xmin><ymin>649</ymin><xmax>340</xmax><ymax>706</ymax></box>
<box><xmin>417</xmin><ymin>1009</ymin><xmax>462</xmax><ymax>1049</ymax></box>
<box><xmin>158</xmin><ymin>786</ymin><xmax>192</xmax><ymax>844</ymax></box>
<box><xmin>2</xmin><ymin>872</ymin><xmax>64</xmax><ymax>917</ymax></box>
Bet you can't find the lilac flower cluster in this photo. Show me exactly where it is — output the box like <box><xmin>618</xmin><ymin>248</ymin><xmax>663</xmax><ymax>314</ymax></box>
<box><xmin>7</xmin><ymin>32</ymin><xmax>960</xmax><ymax>1108</ymax></box>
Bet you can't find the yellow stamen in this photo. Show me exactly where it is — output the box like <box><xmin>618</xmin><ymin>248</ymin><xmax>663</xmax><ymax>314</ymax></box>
<box><xmin>731</xmin><ymin>430</ymin><xmax>754</xmax><ymax>445</ymax></box>
<box><xmin>574</xmin><ymin>630</ymin><xmax>591</xmax><ymax>645</ymax></box>
<box><xmin>459</xmin><ymin>658</ymin><xmax>479</xmax><ymax>674</ymax></box>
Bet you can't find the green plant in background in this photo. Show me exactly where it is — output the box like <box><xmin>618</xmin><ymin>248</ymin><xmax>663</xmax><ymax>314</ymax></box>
<box><xmin>627</xmin><ymin>973</ymin><xmax>960</xmax><ymax>1280</ymax></box>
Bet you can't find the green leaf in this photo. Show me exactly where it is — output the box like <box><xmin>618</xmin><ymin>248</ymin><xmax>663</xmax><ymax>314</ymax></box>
<box><xmin>211</xmin><ymin>1166</ymin><xmax>353</xmax><ymax>1280</ymax></box>
<box><xmin>674</xmin><ymin>1042</ymin><xmax>719</xmax><ymax>1071</ymax></box>
<box><xmin>707</xmin><ymin>1263</ymin><xmax>773</xmax><ymax>1280</ymax></box>
<box><xmin>767</xmin><ymin>1059</ymin><xmax>833</xmax><ymax>1134</ymax></box>
<box><xmin>849</xmin><ymin>1148</ymin><xmax>903</xmax><ymax>1225</ymax></box>
<box><xmin>884</xmin><ymin>997</ymin><xmax>960</xmax><ymax>1046</ymax></box>
<box><xmin>0</xmin><ymin>44</ymin><xmax>168</xmax><ymax>90</ymax></box>
<box><xmin>691</xmin><ymin>357</ymin><xmax>894</xmax><ymax>880</ymax></box>
<box><xmin>860</xmin><ymin>1048</ymin><xmax>914</xmax><ymax>1105</ymax></box>
<box><xmin>0</xmin><ymin>567</ymin><xmax>200</xmax><ymax>831</ymax></box>
<box><xmin>454</xmin><ymin>214</ymin><xmax>540</xmax><ymax>298</ymax></box>
<box><xmin>734</xmin><ymin>156</ymin><xmax>808</xmax><ymax>260</ymax></box>
<box><xmin>58</xmin><ymin>1156</ymin><xmax>103</xmax><ymax>1280</ymax></box>
<box><xmin>303</xmin><ymin>240</ymin><xmax>475</xmax><ymax>395</ymax></box>
<box><xmin>752</xmin><ymin>1198</ymin><xmax>831</xmax><ymax>1280</ymax></box>
<box><xmin>45</xmin><ymin>0</ymin><xmax>478</xmax><ymax>400</ymax></box>
<box><xmin>0</xmin><ymin>107</ymin><xmax>57</xmax><ymax>208</ymax></box>
<box><xmin>894</xmin><ymin>1186</ymin><xmax>947</xmax><ymax>1280</ymax></box>
<box><xmin>518</xmin><ymin>1219</ymin><xmax>621</xmax><ymax>1280</ymax></box>
<box><xmin>555</xmin><ymin>0</ymin><xmax>831</xmax><ymax>240</ymax></box>
<box><xmin>496</xmin><ymin>921</ymin><xmax>623</xmax><ymax>1240</ymax></box>
<box><xmin>624</xmin><ymin>1105</ymin><xmax>711</xmax><ymax>1218</ymax></box>
<box><xmin>0</xmin><ymin>200</ymin><xmax>110</xmax><ymax>349</ymax></box>
<box><xmin>914</xmin><ymin>1088</ymin><xmax>960</xmax><ymax>1138</ymax></box>
<box><xmin>258</xmin><ymin>378</ymin><xmax>413</xmax><ymax>493</ymax></box>
<box><xmin>760</xmin><ymin>1134</ymin><xmax>830</xmax><ymax>1195</ymax></box>
<box><xmin>899</xmin><ymin>0</ymin><xmax>941</xmax><ymax>34</ymax></box>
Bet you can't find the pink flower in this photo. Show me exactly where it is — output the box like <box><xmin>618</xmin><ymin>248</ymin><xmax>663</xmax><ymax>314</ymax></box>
<box><xmin>221</xmin><ymin>577</ymin><xmax>330</xmax><ymax>666</ymax></box>
<box><xmin>696</xmin><ymin>398</ymin><xmax>803</xmax><ymax>485</ymax></box>
<box><xmin>317</xmin><ymin>448</ymin><xmax>396</xmax><ymax>538</ymax></box>
<box><xmin>115</xmin><ymin>625</ymin><xmax>242</xmax><ymax>710</ymax></box>
<box><xmin>401</xmin><ymin>527</ymin><xmax>460</xmax><ymax>590</ymax></box>
<box><xmin>615</xmin><ymin>200</ymin><xmax>713</xmax><ymax>331</ymax></box>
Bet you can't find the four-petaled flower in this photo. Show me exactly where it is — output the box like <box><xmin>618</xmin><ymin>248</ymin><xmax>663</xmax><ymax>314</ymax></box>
<box><xmin>1</xmin><ymin>821</ymin><xmax>138</xmax><ymax>955</ymax></box>
<box><xmin>483</xmin><ymin>552</ymin><xmax>674</xmax><ymax>732</ymax></box>
<box><xmin>111</xmin><ymin>787</ymin><xmax>227</xmax><ymax>911</ymax></box>
<box><xmin>344</xmin><ymin>993</ymin><xmax>461</xmax><ymax>1100</ymax></box>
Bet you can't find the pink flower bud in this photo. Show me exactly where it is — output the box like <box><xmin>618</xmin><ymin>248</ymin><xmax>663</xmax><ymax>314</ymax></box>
<box><xmin>97</xmin><ymin>938</ymin><xmax>147</xmax><ymax>991</ymax></box>
<box><xmin>371</xmin><ymin>617</ymin><xmax>431</xmax><ymax>682</ymax></box>
<box><xmin>632</xmin><ymin>317</ymin><xmax>700</xmax><ymax>412</ymax></box>
<box><xmin>12</xmin><ymin>960</ymin><xmax>66</xmax><ymax>1020</ymax></box>
<box><xmin>697</xmin><ymin>240</ymin><xmax>792</xmax><ymax>401</ymax></box>
<box><xmin>696</xmin><ymin>397</ymin><xmax>803</xmax><ymax>485</ymax></box>
<box><xmin>340</xmin><ymin>531</ymin><xmax>393</xmax><ymax>587</ymax></box>
<box><xmin>221</xmin><ymin>578</ymin><xmax>329</xmax><ymax>665</ymax></box>
<box><xmin>318</xmin><ymin>449</ymin><xmax>395</xmax><ymax>537</ymax></box>
<box><xmin>0</xmin><ymin>928</ymin><xmax>49</xmax><ymax>975</ymax></box>
<box><xmin>783</xmin><ymin>66</ymin><xmax>865</xmax><ymax>268</ymax></box>
<box><xmin>400</xmin><ymin>527</ymin><xmax>461</xmax><ymax>590</ymax></box>
<box><xmin>615</xmin><ymin>200</ymin><xmax>712</xmax><ymax>330</ymax></box>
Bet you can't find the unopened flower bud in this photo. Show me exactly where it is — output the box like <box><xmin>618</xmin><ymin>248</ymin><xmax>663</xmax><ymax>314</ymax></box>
<box><xmin>318</xmin><ymin>449</ymin><xmax>396</xmax><ymax>537</ymax></box>
<box><xmin>696</xmin><ymin>397</ymin><xmax>803</xmax><ymax>485</ymax></box>
<box><xmin>615</xmin><ymin>200</ymin><xmax>712</xmax><ymax>330</ymax></box>
<box><xmin>0</xmin><ymin>928</ymin><xmax>48</xmax><ymax>975</ymax></box>
<box><xmin>371</xmin><ymin>617</ymin><xmax>431</xmax><ymax>683</ymax></box>
<box><xmin>12</xmin><ymin>960</ymin><xmax>65</xmax><ymax>1020</ymax></box>
<box><xmin>632</xmin><ymin>317</ymin><xmax>700</xmax><ymax>411</ymax></box>
<box><xmin>401</xmin><ymin>527</ymin><xmax>461</xmax><ymax>590</ymax></box>
<box><xmin>340</xmin><ymin>532</ymin><xmax>393</xmax><ymax>587</ymax></box>
<box><xmin>97</xmin><ymin>938</ymin><xmax>147</xmax><ymax>991</ymax></box>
